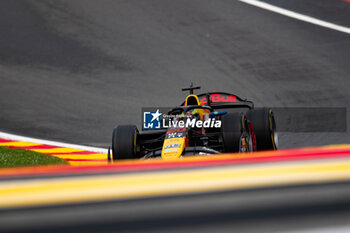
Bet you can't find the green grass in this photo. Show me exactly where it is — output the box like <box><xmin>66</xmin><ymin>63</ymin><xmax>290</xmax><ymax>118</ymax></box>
<box><xmin>0</xmin><ymin>146</ymin><xmax>68</xmax><ymax>167</ymax></box>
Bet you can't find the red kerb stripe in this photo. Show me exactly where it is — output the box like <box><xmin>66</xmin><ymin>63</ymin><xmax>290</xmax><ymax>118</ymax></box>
<box><xmin>0</xmin><ymin>139</ymin><xmax>14</xmax><ymax>143</ymax></box>
<box><xmin>8</xmin><ymin>145</ymin><xmax>60</xmax><ymax>149</ymax></box>
<box><xmin>51</xmin><ymin>151</ymin><xmax>98</xmax><ymax>155</ymax></box>
<box><xmin>65</xmin><ymin>159</ymin><xmax>107</xmax><ymax>162</ymax></box>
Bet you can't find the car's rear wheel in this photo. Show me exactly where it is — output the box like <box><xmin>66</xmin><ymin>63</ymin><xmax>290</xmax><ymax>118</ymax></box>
<box><xmin>222</xmin><ymin>112</ymin><xmax>246</xmax><ymax>152</ymax></box>
<box><xmin>112</xmin><ymin>125</ymin><xmax>138</xmax><ymax>160</ymax></box>
<box><xmin>247</xmin><ymin>108</ymin><xmax>277</xmax><ymax>151</ymax></box>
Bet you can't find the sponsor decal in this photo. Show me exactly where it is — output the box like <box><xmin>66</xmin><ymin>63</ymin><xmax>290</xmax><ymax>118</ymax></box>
<box><xmin>167</xmin><ymin>128</ymin><xmax>187</xmax><ymax>133</ymax></box>
<box><xmin>199</xmin><ymin>94</ymin><xmax>237</xmax><ymax>105</ymax></box>
<box><xmin>165</xmin><ymin>131</ymin><xmax>187</xmax><ymax>139</ymax></box>
<box><xmin>164</xmin><ymin>144</ymin><xmax>181</xmax><ymax>149</ymax></box>
<box><xmin>165</xmin><ymin>138</ymin><xmax>181</xmax><ymax>144</ymax></box>
<box><xmin>164</xmin><ymin>148</ymin><xmax>179</xmax><ymax>153</ymax></box>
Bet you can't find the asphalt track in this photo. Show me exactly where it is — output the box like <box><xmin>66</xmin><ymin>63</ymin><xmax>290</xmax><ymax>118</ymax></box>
<box><xmin>0</xmin><ymin>0</ymin><xmax>350</xmax><ymax>232</ymax></box>
<box><xmin>0</xmin><ymin>0</ymin><xmax>349</xmax><ymax>148</ymax></box>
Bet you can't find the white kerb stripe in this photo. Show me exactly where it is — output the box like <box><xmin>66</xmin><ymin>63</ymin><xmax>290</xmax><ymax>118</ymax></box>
<box><xmin>239</xmin><ymin>0</ymin><xmax>350</xmax><ymax>34</ymax></box>
<box><xmin>0</xmin><ymin>131</ymin><xmax>108</xmax><ymax>153</ymax></box>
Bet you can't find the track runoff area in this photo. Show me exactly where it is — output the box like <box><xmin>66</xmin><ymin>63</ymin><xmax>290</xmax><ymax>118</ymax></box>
<box><xmin>0</xmin><ymin>130</ymin><xmax>350</xmax><ymax>209</ymax></box>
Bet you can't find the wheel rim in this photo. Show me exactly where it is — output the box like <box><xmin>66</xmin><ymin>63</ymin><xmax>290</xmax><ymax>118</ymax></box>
<box><xmin>248</xmin><ymin>135</ymin><xmax>253</xmax><ymax>152</ymax></box>
<box><xmin>273</xmin><ymin>131</ymin><xmax>278</xmax><ymax>149</ymax></box>
<box><xmin>269</xmin><ymin>109</ymin><xmax>278</xmax><ymax>150</ymax></box>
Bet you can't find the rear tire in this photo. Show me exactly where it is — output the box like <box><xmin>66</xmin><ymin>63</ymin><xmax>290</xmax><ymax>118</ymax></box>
<box><xmin>222</xmin><ymin>113</ymin><xmax>245</xmax><ymax>152</ymax></box>
<box><xmin>247</xmin><ymin>108</ymin><xmax>277</xmax><ymax>151</ymax></box>
<box><xmin>112</xmin><ymin>125</ymin><xmax>138</xmax><ymax>160</ymax></box>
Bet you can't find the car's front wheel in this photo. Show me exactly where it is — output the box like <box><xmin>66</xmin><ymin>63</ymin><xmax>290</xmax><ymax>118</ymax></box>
<box><xmin>112</xmin><ymin>125</ymin><xmax>138</xmax><ymax>160</ymax></box>
<box><xmin>222</xmin><ymin>112</ymin><xmax>248</xmax><ymax>152</ymax></box>
<box><xmin>247</xmin><ymin>108</ymin><xmax>277</xmax><ymax>151</ymax></box>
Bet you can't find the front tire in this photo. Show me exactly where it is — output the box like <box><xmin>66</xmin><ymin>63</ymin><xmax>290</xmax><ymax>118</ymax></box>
<box><xmin>222</xmin><ymin>113</ymin><xmax>246</xmax><ymax>152</ymax></box>
<box><xmin>112</xmin><ymin>125</ymin><xmax>138</xmax><ymax>160</ymax></box>
<box><xmin>247</xmin><ymin>108</ymin><xmax>277</xmax><ymax>151</ymax></box>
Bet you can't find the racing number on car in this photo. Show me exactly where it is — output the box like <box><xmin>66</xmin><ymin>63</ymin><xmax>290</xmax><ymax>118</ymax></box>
<box><xmin>166</xmin><ymin>128</ymin><xmax>187</xmax><ymax>139</ymax></box>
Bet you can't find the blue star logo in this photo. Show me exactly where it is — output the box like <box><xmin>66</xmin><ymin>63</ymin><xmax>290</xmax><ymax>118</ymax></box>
<box><xmin>143</xmin><ymin>109</ymin><xmax>162</xmax><ymax>129</ymax></box>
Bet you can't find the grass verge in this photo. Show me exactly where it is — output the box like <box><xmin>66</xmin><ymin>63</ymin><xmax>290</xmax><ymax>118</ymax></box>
<box><xmin>0</xmin><ymin>146</ymin><xmax>68</xmax><ymax>167</ymax></box>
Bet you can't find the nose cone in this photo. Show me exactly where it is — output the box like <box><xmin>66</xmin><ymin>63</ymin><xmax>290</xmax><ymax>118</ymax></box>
<box><xmin>161</xmin><ymin>137</ymin><xmax>186</xmax><ymax>159</ymax></box>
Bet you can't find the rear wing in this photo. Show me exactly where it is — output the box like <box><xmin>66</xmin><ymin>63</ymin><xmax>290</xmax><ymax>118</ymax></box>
<box><xmin>182</xmin><ymin>92</ymin><xmax>254</xmax><ymax>109</ymax></box>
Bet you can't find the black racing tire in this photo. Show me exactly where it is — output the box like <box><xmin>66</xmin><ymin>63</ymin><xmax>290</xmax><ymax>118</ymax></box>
<box><xmin>247</xmin><ymin>108</ymin><xmax>277</xmax><ymax>151</ymax></box>
<box><xmin>112</xmin><ymin>125</ymin><xmax>138</xmax><ymax>160</ymax></box>
<box><xmin>221</xmin><ymin>112</ymin><xmax>244</xmax><ymax>152</ymax></box>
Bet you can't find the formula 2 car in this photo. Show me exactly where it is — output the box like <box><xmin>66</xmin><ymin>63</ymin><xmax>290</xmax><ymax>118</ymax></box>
<box><xmin>110</xmin><ymin>84</ymin><xmax>277</xmax><ymax>160</ymax></box>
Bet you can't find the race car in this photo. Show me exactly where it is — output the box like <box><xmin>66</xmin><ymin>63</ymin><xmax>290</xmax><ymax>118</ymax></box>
<box><xmin>110</xmin><ymin>84</ymin><xmax>277</xmax><ymax>160</ymax></box>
